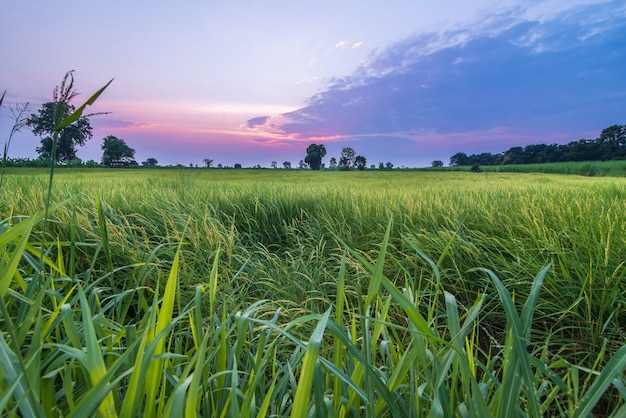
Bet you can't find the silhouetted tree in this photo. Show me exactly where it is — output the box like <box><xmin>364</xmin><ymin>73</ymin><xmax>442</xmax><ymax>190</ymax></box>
<box><xmin>304</xmin><ymin>143</ymin><xmax>326</xmax><ymax>170</ymax></box>
<box><xmin>271</xmin><ymin>160</ymin><xmax>277</xmax><ymax>169</ymax></box>
<box><xmin>329</xmin><ymin>157</ymin><xmax>337</xmax><ymax>169</ymax></box>
<box><xmin>142</xmin><ymin>158</ymin><xmax>158</xmax><ymax>167</ymax></box>
<box><xmin>339</xmin><ymin>147</ymin><xmax>356</xmax><ymax>170</ymax></box>
<box><xmin>431</xmin><ymin>160</ymin><xmax>444</xmax><ymax>167</ymax></box>
<box><xmin>355</xmin><ymin>155</ymin><xmax>367</xmax><ymax>170</ymax></box>
<box><xmin>26</xmin><ymin>71</ymin><xmax>104</xmax><ymax>162</ymax></box>
<box><xmin>101</xmin><ymin>135</ymin><xmax>135</xmax><ymax>166</ymax></box>
<box><xmin>449</xmin><ymin>152</ymin><xmax>469</xmax><ymax>166</ymax></box>
<box><xmin>283</xmin><ymin>161</ymin><xmax>291</xmax><ymax>169</ymax></box>
<box><xmin>203</xmin><ymin>158</ymin><xmax>213</xmax><ymax>168</ymax></box>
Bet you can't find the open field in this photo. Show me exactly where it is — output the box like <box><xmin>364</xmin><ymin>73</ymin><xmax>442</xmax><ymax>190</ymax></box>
<box><xmin>1</xmin><ymin>168</ymin><xmax>625</xmax><ymax>416</ymax></box>
<box><xmin>425</xmin><ymin>160</ymin><xmax>626</xmax><ymax>177</ymax></box>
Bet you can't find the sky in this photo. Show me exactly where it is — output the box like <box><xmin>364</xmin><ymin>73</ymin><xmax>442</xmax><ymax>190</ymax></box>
<box><xmin>1</xmin><ymin>0</ymin><xmax>625</xmax><ymax>168</ymax></box>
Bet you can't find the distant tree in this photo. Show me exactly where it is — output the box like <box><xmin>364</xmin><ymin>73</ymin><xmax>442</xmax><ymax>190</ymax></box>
<box><xmin>67</xmin><ymin>158</ymin><xmax>83</xmax><ymax>168</ymax></box>
<box><xmin>370</xmin><ymin>164</ymin><xmax>375</xmax><ymax>169</ymax></box>
<box><xmin>142</xmin><ymin>157</ymin><xmax>158</xmax><ymax>167</ymax></box>
<box><xmin>304</xmin><ymin>143</ymin><xmax>327</xmax><ymax>170</ymax></box>
<box><xmin>26</xmin><ymin>71</ymin><xmax>101</xmax><ymax>162</ymax></box>
<box><xmin>471</xmin><ymin>164</ymin><xmax>481</xmax><ymax>172</ymax></box>
<box><xmin>271</xmin><ymin>160</ymin><xmax>277</xmax><ymax>169</ymax></box>
<box><xmin>378</xmin><ymin>162</ymin><xmax>384</xmax><ymax>170</ymax></box>
<box><xmin>329</xmin><ymin>157</ymin><xmax>337</xmax><ymax>169</ymax></box>
<box><xmin>217</xmin><ymin>163</ymin><xmax>223</xmax><ymax>168</ymax></box>
<box><xmin>283</xmin><ymin>161</ymin><xmax>291</xmax><ymax>169</ymax></box>
<box><xmin>449</xmin><ymin>152</ymin><xmax>469</xmax><ymax>166</ymax></box>
<box><xmin>597</xmin><ymin>124</ymin><xmax>626</xmax><ymax>159</ymax></box>
<box><xmin>385</xmin><ymin>162</ymin><xmax>394</xmax><ymax>170</ymax></box>
<box><xmin>203</xmin><ymin>158</ymin><xmax>213</xmax><ymax>168</ymax></box>
<box><xmin>101</xmin><ymin>135</ymin><xmax>135</xmax><ymax>166</ymax></box>
<box><xmin>298</xmin><ymin>160</ymin><xmax>307</xmax><ymax>169</ymax></box>
<box><xmin>234</xmin><ymin>163</ymin><xmax>242</xmax><ymax>169</ymax></box>
<box><xmin>339</xmin><ymin>147</ymin><xmax>356</xmax><ymax>170</ymax></box>
<box><xmin>431</xmin><ymin>160</ymin><xmax>444</xmax><ymax>167</ymax></box>
<box><xmin>355</xmin><ymin>155</ymin><xmax>367</xmax><ymax>171</ymax></box>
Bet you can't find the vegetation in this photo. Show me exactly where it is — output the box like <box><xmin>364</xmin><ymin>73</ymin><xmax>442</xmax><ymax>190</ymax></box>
<box><xmin>431</xmin><ymin>160</ymin><xmax>626</xmax><ymax>177</ymax></box>
<box><xmin>26</xmin><ymin>71</ymin><xmax>101</xmax><ymax>162</ymax></box>
<box><xmin>101</xmin><ymin>135</ymin><xmax>136</xmax><ymax>166</ymax></box>
<box><xmin>449</xmin><ymin>124</ymin><xmax>626</xmax><ymax>167</ymax></box>
<box><xmin>1</xmin><ymin>168</ymin><xmax>625</xmax><ymax>416</ymax></box>
<box><xmin>305</xmin><ymin>143</ymin><xmax>327</xmax><ymax>170</ymax></box>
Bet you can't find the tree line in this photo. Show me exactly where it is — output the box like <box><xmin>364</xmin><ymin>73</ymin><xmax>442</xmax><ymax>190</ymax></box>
<box><xmin>449</xmin><ymin>125</ymin><xmax>626</xmax><ymax>166</ymax></box>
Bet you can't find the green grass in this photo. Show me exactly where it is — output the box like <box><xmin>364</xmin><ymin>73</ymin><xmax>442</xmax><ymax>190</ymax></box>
<box><xmin>429</xmin><ymin>160</ymin><xmax>626</xmax><ymax>176</ymax></box>
<box><xmin>1</xmin><ymin>168</ymin><xmax>625</xmax><ymax>416</ymax></box>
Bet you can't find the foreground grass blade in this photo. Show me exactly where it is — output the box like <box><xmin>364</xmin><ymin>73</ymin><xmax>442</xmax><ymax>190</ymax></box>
<box><xmin>144</xmin><ymin>238</ymin><xmax>184</xmax><ymax>418</ymax></box>
<box><xmin>76</xmin><ymin>285</ymin><xmax>118</xmax><ymax>417</ymax></box>
<box><xmin>574</xmin><ymin>344</ymin><xmax>626</xmax><ymax>418</ymax></box>
<box><xmin>0</xmin><ymin>210</ymin><xmax>46</xmax><ymax>296</ymax></box>
<box><xmin>477</xmin><ymin>267</ymin><xmax>545</xmax><ymax>418</ymax></box>
<box><xmin>0</xmin><ymin>331</ymin><xmax>44</xmax><ymax>417</ymax></box>
<box><xmin>56</xmin><ymin>78</ymin><xmax>113</xmax><ymax>131</ymax></box>
<box><xmin>291</xmin><ymin>308</ymin><xmax>331</xmax><ymax>418</ymax></box>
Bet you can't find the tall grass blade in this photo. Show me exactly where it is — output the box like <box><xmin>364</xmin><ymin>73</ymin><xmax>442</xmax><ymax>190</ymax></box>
<box><xmin>76</xmin><ymin>285</ymin><xmax>118</xmax><ymax>417</ymax></box>
<box><xmin>290</xmin><ymin>308</ymin><xmax>331</xmax><ymax>418</ymax></box>
<box><xmin>365</xmin><ymin>218</ymin><xmax>392</xmax><ymax>307</ymax></box>
<box><xmin>95</xmin><ymin>195</ymin><xmax>114</xmax><ymax>275</ymax></box>
<box><xmin>144</xmin><ymin>238</ymin><xmax>184</xmax><ymax>418</ymax></box>
<box><xmin>0</xmin><ymin>332</ymin><xmax>44</xmax><ymax>417</ymax></box>
<box><xmin>0</xmin><ymin>211</ymin><xmax>46</xmax><ymax>296</ymax></box>
<box><xmin>477</xmin><ymin>267</ymin><xmax>544</xmax><ymax>418</ymax></box>
<box><xmin>56</xmin><ymin>78</ymin><xmax>113</xmax><ymax>131</ymax></box>
<box><xmin>574</xmin><ymin>345</ymin><xmax>626</xmax><ymax>418</ymax></box>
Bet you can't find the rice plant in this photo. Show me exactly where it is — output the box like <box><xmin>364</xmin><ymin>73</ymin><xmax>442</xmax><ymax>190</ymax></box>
<box><xmin>0</xmin><ymin>168</ymin><xmax>625</xmax><ymax>415</ymax></box>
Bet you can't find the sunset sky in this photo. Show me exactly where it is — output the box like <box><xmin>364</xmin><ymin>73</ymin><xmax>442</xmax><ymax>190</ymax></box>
<box><xmin>1</xmin><ymin>1</ymin><xmax>625</xmax><ymax>167</ymax></box>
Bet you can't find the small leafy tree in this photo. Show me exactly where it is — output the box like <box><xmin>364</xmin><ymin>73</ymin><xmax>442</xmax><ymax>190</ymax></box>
<box><xmin>283</xmin><ymin>161</ymin><xmax>291</xmax><ymax>169</ymax></box>
<box><xmin>385</xmin><ymin>162</ymin><xmax>394</xmax><ymax>170</ymax></box>
<box><xmin>101</xmin><ymin>135</ymin><xmax>135</xmax><ymax>166</ymax></box>
<box><xmin>271</xmin><ymin>160</ymin><xmax>277</xmax><ymax>169</ymax></box>
<box><xmin>304</xmin><ymin>143</ymin><xmax>326</xmax><ymax>170</ymax></box>
<box><xmin>27</xmin><ymin>71</ymin><xmax>108</xmax><ymax>162</ymax></box>
<box><xmin>298</xmin><ymin>160</ymin><xmax>307</xmax><ymax>169</ymax></box>
<box><xmin>329</xmin><ymin>157</ymin><xmax>337</xmax><ymax>169</ymax></box>
<box><xmin>339</xmin><ymin>147</ymin><xmax>356</xmax><ymax>170</ymax></box>
<box><xmin>355</xmin><ymin>155</ymin><xmax>367</xmax><ymax>171</ymax></box>
<box><xmin>142</xmin><ymin>158</ymin><xmax>158</xmax><ymax>167</ymax></box>
<box><xmin>203</xmin><ymin>158</ymin><xmax>214</xmax><ymax>168</ymax></box>
<box><xmin>431</xmin><ymin>160</ymin><xmax>444</xmax><ymax>167</ymax></box>
<box><xmin>450</xmin><ymin>152</ymin><xmax>469</xmax><ymax>166</ymax></box>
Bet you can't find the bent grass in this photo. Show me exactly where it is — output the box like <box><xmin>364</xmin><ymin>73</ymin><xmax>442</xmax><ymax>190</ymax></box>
<box><xmin>1</xmin><ymin>206</ymin><xmax>625</xmax><ymax>416</ymax></box>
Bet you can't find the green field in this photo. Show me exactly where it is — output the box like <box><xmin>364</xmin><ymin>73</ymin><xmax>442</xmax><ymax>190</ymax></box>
<box><xmin>1</xmin><ymin>168</ymin><xmax>625</xmax><ymax>417</ymax></box>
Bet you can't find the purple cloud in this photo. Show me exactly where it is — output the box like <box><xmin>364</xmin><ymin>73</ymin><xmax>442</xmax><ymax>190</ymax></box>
<box><xmin>252</xmin><ymin>2</ymin><xmax>626</xmax><ymax>159</ymax></box>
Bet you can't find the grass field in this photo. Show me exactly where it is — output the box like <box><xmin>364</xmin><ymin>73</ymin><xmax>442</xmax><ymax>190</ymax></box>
<box><xmin>1</xmin><ymin>167</ymin><xmax>625</xmax><ymax>417</ymax></box>
<box><xmin>426</xmin><ymin>160</ymin><xmax>626</xmax><ymax>177</ymax></box>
